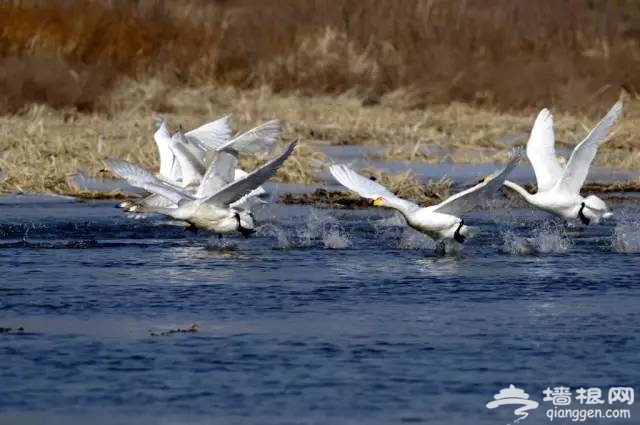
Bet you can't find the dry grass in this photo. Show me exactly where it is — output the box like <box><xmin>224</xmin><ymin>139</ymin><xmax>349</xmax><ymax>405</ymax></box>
<box><xmin>1</xmin><ymin>81</ymin><xmax>639</xmax><ymax>199</ymax></box>
<box><xmin>1</xmin><ymin>0</ymin><xmax>640</xmax><ymax>114</ymax></box>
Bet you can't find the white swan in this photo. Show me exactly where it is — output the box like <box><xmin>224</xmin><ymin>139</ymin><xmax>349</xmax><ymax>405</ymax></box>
<box><xmin>503</xmin><ymin>101</ymin><xmax>622</xmax><ymax>224</ymax></box>
<box><xmin>329</xmin><ymin>148</ymin><xmax>522</xmax><ymax>247</ymax></box>
<box><xmin>121</xmin><ymin>117</ymin><xmax>282</xmax><ymax>211</ymax></box>
<box><xmin>105</xmin><ymin>140</ymin><xmax>298</xmax><ymax>236</ymax></box>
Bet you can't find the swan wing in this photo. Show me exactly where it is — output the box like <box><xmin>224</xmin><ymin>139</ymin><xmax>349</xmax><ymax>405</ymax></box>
<box><xmin>153</xmin><ymin>116</ymin><xmax>176</xmax><ymax>180</ymax></box>
<box><xmin>229</xmin><ymin>169</ymin><xmax>267</xmax><ymax>208</ymax></box>
<box><xmin>526</xmin><ymin>108</ymin><xmax>563</xmax><ymax>191</ymax></box>
<box><xmin>194</xmin><ymin>120</ymin><xmax>278</xmax><ymax>199</ymax></box>
<box><xmin>140</xmin><ymin>193</ymin><xmax>178</xmax><ymax>209</ymax></box>
<box><xmin>169</xmin><ymin>132</ymin><xmax>207</xmax><ymax>186</ymax></box>
<box><xmin>433</xmin><ymin>147</ymin><xmax>523</xmax><ymax>215</ymax></box>
<box><xmin>195</xmin><ymin>150</ymin><xmax>238</xmax><ymax>199</ymax></box>
<box><xmin>216</xmin><ymin>119</ymin><xmax>282</xmax><ymax>154</ymax></box>
<box><xmin>185</xmin><ymin>115</ymin><xmax>233</xmax><ymax>150</ymax></box>
<box><xmin>553</xmin><ymin>101</ymin><xmax>622</xmax><ymax>195</ymax></box>
<box><xmin>203</xmin><ymin>140</ymin><xmax>298</xmax><ymax>207</ymax></box>
<box><xmin>329</xmin><ymin>164</ymin><xmax>419</xmax><ymax>211</ymax></box>
<box><xmin>104</xmin><ymin>159</ymin><xmax>192</xmax><ymax>205</ymax></box>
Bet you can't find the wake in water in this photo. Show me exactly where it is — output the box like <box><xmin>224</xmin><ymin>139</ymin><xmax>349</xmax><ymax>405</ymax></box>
<box><xmin>611</xmin><ymin>214</ymin><xmax>640</xmax><ymax>253</ymax></box>
<box><xmin>501</xmin><ymin>221</ymin><xmax>572</xmax><ymax>255</ymax></box>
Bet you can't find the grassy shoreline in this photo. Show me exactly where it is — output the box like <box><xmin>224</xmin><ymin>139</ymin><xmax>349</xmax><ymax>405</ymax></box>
<box><xmin>0</xmin><ymin>82</ymin><xmax>639</xmax><ymax>201</ymax></box>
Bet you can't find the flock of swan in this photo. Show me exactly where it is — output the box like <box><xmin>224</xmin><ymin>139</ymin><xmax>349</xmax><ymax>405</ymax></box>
<box><xmin>85</xmin><ymin>100</ymin><xmax>623</xmax><ymax>252</ymax></box>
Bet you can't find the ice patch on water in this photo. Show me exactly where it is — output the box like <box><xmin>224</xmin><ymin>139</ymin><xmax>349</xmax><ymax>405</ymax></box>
<box><xmin>323</xmin><ymin>226</ymin><xmax>351</xmax><ymax>249</ymax></box>
<box><xmin>611</xmin><ymin>215</ymin><xmax>640</xmax><ymax>253</ymax></box>
<box><xmin>502</xmin><ymin>222</ymin><xmax>571</xmax><ymax>255</ymax></box>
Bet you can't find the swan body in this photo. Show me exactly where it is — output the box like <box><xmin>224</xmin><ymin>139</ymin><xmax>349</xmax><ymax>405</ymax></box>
<box><xmin>106</xmin><ymin>140</ymin><xmax>297</xmax><ymax>236</ymax></box>
<box><xmin>330</xmin><ymin>148</ymin><xmax>522</xmax><ymax>244</ymax></box>
<box><xmin>504</xmin><ymin>101</ymin><xmax>622</xmax><ymax>224</ymax></box>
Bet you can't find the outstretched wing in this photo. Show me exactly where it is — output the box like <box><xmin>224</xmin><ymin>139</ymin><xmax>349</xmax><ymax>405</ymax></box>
<box><xmin>195</xmin><ymin>151</ymin><xmax>238</xmax><ymax>199</ymax></box>
<box><xmin>185</xmin><ymin>115</ymin><xmax>233</xmax><ymax>150</ymax></box>
<box><xmin>169</xmin><ymin>132</ymin><xmax>207</xmax><ymax>187</ymax></box>
<box><xmin>432</xmin><ymin>147</ymin><xmax>523</xmax><ymax>215</ymax></box>
<box><xmin>216</xmin><ymin>120</ymin><xmax>282</xmax><ymax>154</ymax></box>
<box><xmin>104</xmin><ymin>159</ymin><xmax>193</xmax><ymax>205</ymax></box>
<box><xmin>329</xmin><ymin>164</ymin><xmax>419</xmax><ymax>212</ymax></box>
<box><xmin>153</xmin><ymin>116</ymin><xmax>176</xmax><ymax>181</ymax></box>
<box><xmin>553</xmin><ymin>101</ymin><xmax>623</xmax><ymax>195</ymax></box>
<box><xmin>526</xmin><ymin>108</ymin><xmax>563</xmax><ymax>192</ymax></box>
<box><xmin>140</xmin><ymin>193</ymin><xmax>178</xmax><ymax>209</ymax></box>
<box><xmin>203</xmin><ymin>140</ymin><xmax>298</xmax><ymax>207</ymax></box>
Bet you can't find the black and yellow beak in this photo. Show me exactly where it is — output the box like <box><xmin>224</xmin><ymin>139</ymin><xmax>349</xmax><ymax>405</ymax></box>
<box><xmin>476</xmin><ymin>175</ymin><xmax>490</xmax><ymax>184</ymax></box>
<box><xmin>372</xmin><ymin>197</ymin><xmax>384</xmax><ymax>207</ymax></box>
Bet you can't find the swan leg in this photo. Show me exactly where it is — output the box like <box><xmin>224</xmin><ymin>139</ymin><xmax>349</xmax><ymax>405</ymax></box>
<box><xmin>186</xmin><ymin>224</ymin><xmax>198</xmax><ymax>234</ymax></box>
<box><xmin>453</xmin><ymin>219</ymin><xmax>466</xmax><ymax>244</ymax></box>
<box><xmin>235</xmin><ymin>212</ymin><xmax>255</xmax><ymax>238</ymax></box>
<box><xmin>578</xmin><ymin>202</ymin><xmax>591</xmax><ymax>225</ymax></box>
<box><xmin>435</xmin><ymin>241</ymin><xmax>446</xmax><ymax>256</ymax></box>
<box><xmin>239</xmin><ymin>227</ymin><xmax>256</xmax><ymax>238</ymax></box>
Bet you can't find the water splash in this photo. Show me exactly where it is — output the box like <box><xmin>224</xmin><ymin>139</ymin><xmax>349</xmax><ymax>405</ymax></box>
<box><xmin>395</xmin><ymin>229</ymin><xmax>436</xmax><ymax>250</ymax></box>
<box><xmin>298</xmin><ymin>208</ymin><xmax>335</xmax><ymax>246</ymax></box>
<box><xmin>257</xmin><ymin>208</ymin><xmax>351</xmax><ymax>250</ymax></box>
<box><xmin>375</xmin><ymin>211</ymin><xmax>407</xmax><ymax>228</ymax></box>
<box><xmin>611</xmin><ymin>215</ymin><xmax>640</xmax><ymax>253</ymax></box>
<box><xmin>322</xmin><ymin>226</ymin><xmax>351</xmax><ymax>249</ymax></box>
<box><xmin>502</xmin><ymin>222</ymin><xmax>571</xmax><ymax>255</ymax></box>
<box><xmin>257</xmin><ymin>223</ymin><xmax>292</xmax><ymax>249</ymax></box>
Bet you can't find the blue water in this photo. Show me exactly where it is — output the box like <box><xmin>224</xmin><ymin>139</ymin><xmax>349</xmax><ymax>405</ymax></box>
<box><xmin>1</xmin><ymin>195</ymin><xmax>639</xmax><ymax>425</ymax></box>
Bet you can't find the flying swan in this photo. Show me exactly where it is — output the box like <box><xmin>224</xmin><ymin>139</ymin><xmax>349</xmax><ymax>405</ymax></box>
<box><xmin>503</xmin><ymin>101</ymin><xmax>622</xmax><ymax>224</ymax></box>
<box><xmin>105</xmin><ymin>140</ymin><xmax>298</xmax><ymax>237</ymax></box>
<box><xmin>329</xmin><ymin>148</ymin><xmax>522</xmax><ymax>249</ymax></box>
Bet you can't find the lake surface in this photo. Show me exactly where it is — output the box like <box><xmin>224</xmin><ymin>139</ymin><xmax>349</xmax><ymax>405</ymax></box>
<box><xmin>1</xmin><ymin>194</ymin><xmax>639</xmax><ymax>425</ymax></box>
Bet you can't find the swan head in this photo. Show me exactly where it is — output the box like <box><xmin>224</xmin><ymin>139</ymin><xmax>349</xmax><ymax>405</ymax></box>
<box><xmin>127</xmin><ymin>203</ymin><xmax>144</xmax><ymax>213</ymax></box>
<box><xmin>475</xmin><ymin>175</ymin><xmax>491</xmax><ymax>184</ymax></box>
<box><xmin>153</xmin><ymin>115</ymin><xmax>166</xmax><ymax>128</ymax></box>
<box><xmin>582</xmin><ymin>195</ymin><xmax>612</xmax><ymax>223</ymax></box>
<box><xmin>372</xmin><ymin>196</ymin><xmax>386</xmax><ymax>207</ymax></box>
<box><xmin>118</xmin><ymin>200</ymin><xmax>134</xmax><ymax>210</ymax></box>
